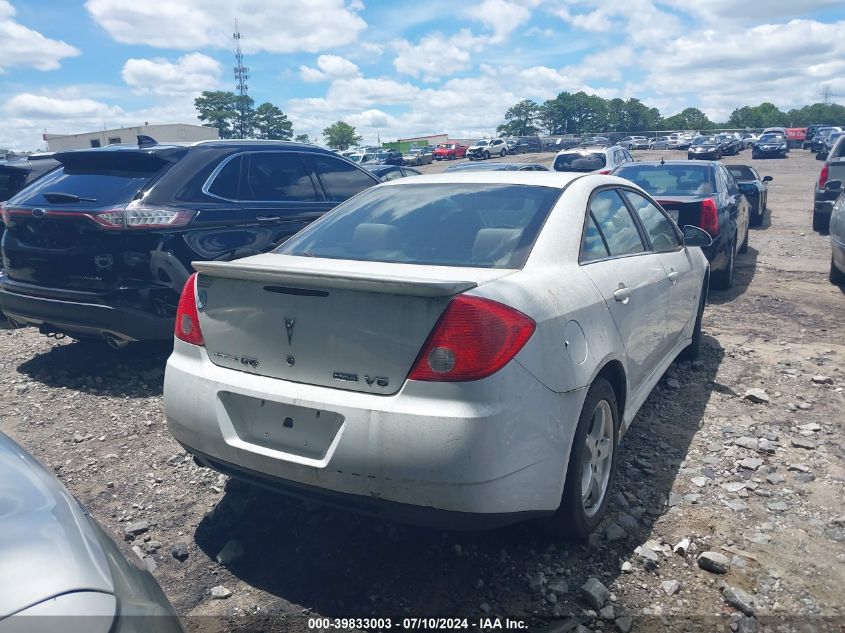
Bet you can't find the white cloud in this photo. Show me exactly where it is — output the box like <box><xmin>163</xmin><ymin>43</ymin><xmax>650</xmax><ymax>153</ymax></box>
<box><xmin>392</xmin><ymin>30</ymin><xmax>477</xmax><ymax>82</ymax></box>
<box><xmin>85</xmin><ymin>0</ymin><xmax>366</xmax><ymax>53</ymax></box>
<box><xmin>300</xmin><ymin>54</ymin><xmax>361</xmax><ymax>82</ymax></box>
<box><xmin>0</xmin><ymin>0</ymin><xmax>79</xmax><ymax>72</ymax></box>
<box><xmin>466</xmin><ymin>0</ymin><xmax>539</xmax><ymax>43</ymax></box>
<box><xmin>122</xmin><ymin>53</ymin><xmax>221</xmax><ymax>96</ymax></box>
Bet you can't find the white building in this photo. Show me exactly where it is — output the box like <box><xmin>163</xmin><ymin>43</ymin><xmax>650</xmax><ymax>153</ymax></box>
<box><xmin>43</xmin><ymin>123</ymin><xmax>219</xmax><ymax>151</ymax></box>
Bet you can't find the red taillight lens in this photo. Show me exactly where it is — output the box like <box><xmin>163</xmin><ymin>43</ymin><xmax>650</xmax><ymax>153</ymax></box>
<box><xmin>597</xmin><ymin>169</ymin><xmax>611</xmax><ymax>175</ymax></box>
<box><xmin>819</xmin><ymin>164</ymin><xmax>829</xmax><ymax>188</ymax></box>
<box><xmin>699</xmin><ymin>197</ymin><xmax>719</xmax><ymax>237</ymax></box>
<box><xmin>174</xmin><ymin>273</ymin><xmax>205</xmax><ymax>346</ymax></box>
<box><xmin>408</xmin><ymin>295</ymin><xmax>535</xmax><ymax>382</ymax></box>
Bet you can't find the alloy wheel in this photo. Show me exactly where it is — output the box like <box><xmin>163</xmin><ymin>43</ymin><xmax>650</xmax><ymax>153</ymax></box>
<box><xmin>581</xmin><ymin>400</ymin><xmax>614</xmax><ymax>517</ymax></box>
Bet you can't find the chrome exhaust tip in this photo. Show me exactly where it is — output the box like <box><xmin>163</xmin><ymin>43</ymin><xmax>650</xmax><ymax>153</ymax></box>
<box><xmin>104</xmin><ymin>335</ymin><xmax>129</xmax><ymax>350</ymax></box>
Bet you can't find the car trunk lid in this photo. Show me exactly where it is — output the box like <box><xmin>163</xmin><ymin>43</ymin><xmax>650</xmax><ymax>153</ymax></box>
<box><xmin>654</xmin><ymin>195</ymin><xmax>708</xmax><ymax>228</ymax></box>
<box><xmin>194</xmin><ymin>253</ymin><xmax>515</xmax><ymax>395</ymax></box>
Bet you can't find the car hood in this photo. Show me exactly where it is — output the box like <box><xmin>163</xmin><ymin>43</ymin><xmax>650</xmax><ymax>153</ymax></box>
<box><xmin>0</xmin><ymin>432</ymin><xmax>114</xmax><ymax>618</ymax></box>
<box><xmin>468</xmin><ymin>145</ymin><xmax>488</xmax><ymax>150</ymax></box>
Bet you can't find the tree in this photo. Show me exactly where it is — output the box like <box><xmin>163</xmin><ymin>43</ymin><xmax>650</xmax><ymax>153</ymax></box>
<box><xmin>294</xmin><ymin>133</ymin><xmax>311</xmax><ymax>143</ymax></box>
<box><xmin>496</xmin><ymin>99</ymin><xmax>541</xmax><ymax>136</ymax></box>
<box><xmin>727</xmin><ymin>102</ymin><xmax>786</xmax><ymax>129</ymax></box>
<box><xmin>253</xmin><ymin>102</ymin><xmax>293</xmax><ymax>140</ymax></box>
<box><xmin>233</xmin><ymin>94</ymin><xmax>256</xmax><ymax>139</ymax></box>
<box><xmin>661</xmin><ymin>107</ymin><xmax>713</xmax><ymax>131</ymax></box>
<box><xmin>323</xmin><ymin>121</ymin><xmax>362</xmax><ymax>150</ymax></box>
<box><xmin>194</xmin><ymin>91</ymin><xmax>238</xmax><ymax>138</ymax></box>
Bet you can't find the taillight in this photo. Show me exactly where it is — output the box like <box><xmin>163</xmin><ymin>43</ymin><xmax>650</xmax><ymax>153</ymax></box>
<box><xmin>88</xmin><ymin>201</ymin><xmax>195</xmax><ymax>230</ymax></box>
<box><xmin>174</xmin><ymin>273</ymin><xmax>205</xmax><ymax>346</ymax></box>
<box><xmin>819</xmin><ymin>164</ymin><xmax>829</xmax><ymax>188</ymax></box>
<box><xmin>699</xmin><ymin>197</ymin><xmax>719</xmax><ymax>237</ymax></box>
<box><xmin>408</xmin><ymin>295</ymin><xmax>535</xmax><ymax>382</ymax></box>
<box><xmin>597</xmin><ymin>169</ymin><xmax>611</xmax><ymax>175</ymax></box>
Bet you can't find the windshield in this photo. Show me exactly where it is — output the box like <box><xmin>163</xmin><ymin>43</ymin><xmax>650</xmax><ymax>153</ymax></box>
<box><xmin>553</xmin><ymin>152</ymin><xmax>606</xmax><ymax>172</ymax></box>
<box><xmin>692</xmin><ymin>137</ymin><xmax>716</xmax><ymax>145</ymax></box>
<box><xmin>727</xmin><ymin>165</ymin><xmax>756</xmax><ymax>181</ymax></box>
<box><xmin>349</xmin><ymin>155</ymin><xmax>363</xmax><ymax>163</ymax></box>
<box><xmin>438</xmin><ymin>144</ymin><xmax>456</xmax><ymax>149</ymax></box>
<box><xmin>277</xmin><ymin>183</ymin><xmax>562</xmax><ymax>269</ymax></box>
<box><xmin>759</xmin><ymin>134</ymin><xmax>784</xmax><ymax>143</ymax></box>
<box><xmin>473</xmin><ymin>140</ymin><xmax>489</xmax><ymax>146</ymax></box>
<box><xmin>614</xmin><ymin>164</ymin><xmax>716</xmax><ymax>196</ymax></box>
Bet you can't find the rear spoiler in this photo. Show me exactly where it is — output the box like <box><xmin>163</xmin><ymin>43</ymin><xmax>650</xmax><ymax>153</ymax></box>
<box><xmin>193</xmin><ymin>260</ymin><xmax>478</xmax><ymax>297</ymax></box>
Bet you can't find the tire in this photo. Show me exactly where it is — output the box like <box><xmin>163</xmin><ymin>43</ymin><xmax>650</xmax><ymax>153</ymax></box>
<box><xmin>551</xmin><ymin>377</ymin><xmax>619</xmax><ymax>539</ymax></box>
<box><xmin>484</xmin><ymin>151</ymin><xmax>490</xmax><ymax>160</ymax></box>
<box><xmin>831</xmin><ymin>255</ymin><xmax>845</xmax><ymax>285</ymax></box>
<box><xmin>500</xmin><ymin>150</ymin><xmax>506</xmax><ymax>158</ymax></box>
<box><xmin>448</xmin><ymin>154</ymin><xmax>454</xmax><ymax>161</ymax></box>
<box><xmin>738</xmin><ymin>224</ymin><xmax>749</xmax><ymax>253</ymax></box>
<box><xmin>813</xmin><ymin>211</ymin><xmax>830</xmax><ymax>233</ymax></box>
<box><xmin>711</xmin><ymin>235</ymin><xmax>735</xmax><ymax>290</ymax></box>
<box><xmin>750</xmin><ymin>206</ymin><xmax>763</xmax><ymax>227</ymax></box>
<box><xmin>679</xmin><ymin>277</ymin><xmax>707</xmax><ymax>360</ymax></box>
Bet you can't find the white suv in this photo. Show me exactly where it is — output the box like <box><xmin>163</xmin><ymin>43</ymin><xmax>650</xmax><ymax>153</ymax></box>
<box><xmin>552</xmin><ymin>145</ymin><xmax>634</xmax><ymax>174</ymax></box>
<box><xmin>466</xmin><ymin>138</ymin><xmax>507</xmax><ymax>160</ymax></box>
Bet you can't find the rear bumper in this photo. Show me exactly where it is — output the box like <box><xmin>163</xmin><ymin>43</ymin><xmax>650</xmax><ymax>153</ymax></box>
<box><xmin>164</xmin><ymin>340</ymin><xmax>587</xmax><ymax>525</ymax></box>
<box><xmin>814</xmin><ymin>188</ymin><xmax>841</xmax><ymax>216</ymax></box>
<box><xmin>0</xmin><ymin>278</ymin><xmax>173</xmax><ymax>341</ymax></box>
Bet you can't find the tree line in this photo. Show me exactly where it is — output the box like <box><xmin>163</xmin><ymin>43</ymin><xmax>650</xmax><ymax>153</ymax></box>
<box><xmin>498</xmin><ymin>93</ymin><xmax>845</xmax><ymax>136</ymax></box>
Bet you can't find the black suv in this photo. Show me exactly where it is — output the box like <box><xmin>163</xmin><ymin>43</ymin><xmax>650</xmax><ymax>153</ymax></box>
<box><xmin>0</xmin><ymin>139</ymin><xmax>379</xmax><ymax>346</ymax></box>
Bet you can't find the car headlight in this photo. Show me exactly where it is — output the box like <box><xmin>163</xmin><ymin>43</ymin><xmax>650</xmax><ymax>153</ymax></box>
<box><xmin>779</xmin><ymin>144</ymin><xmax>787</xmax><ymax>150</ymax></box>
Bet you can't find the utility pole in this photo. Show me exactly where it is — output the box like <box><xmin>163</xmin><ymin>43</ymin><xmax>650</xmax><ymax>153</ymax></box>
<box><xmin>233</xmin><ymin>19</ymin><xmax>250</xmax><ymax>138</ymax></box>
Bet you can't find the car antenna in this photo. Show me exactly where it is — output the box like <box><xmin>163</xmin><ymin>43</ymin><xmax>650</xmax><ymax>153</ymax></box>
<box><xmin>137</xmin><ymin>135</ymin><xmax>157</xmax><ymax>148</ymax></box>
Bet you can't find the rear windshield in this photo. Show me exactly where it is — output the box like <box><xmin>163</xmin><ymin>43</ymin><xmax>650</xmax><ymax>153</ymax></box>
<box><xmin>554</xmin><ymin>152</ymin><xmax>606</xmax><ymax>172</ymax></box>
<box><xmin>726</xmin><ymin>166</ymin><xmax>756</xmax><ymax>181</ymax></box>
<box><xmin>278</xmin><ymin>183</ymin><xmax>562</xmax><ymax>268</ymax></box>
<box><xmin>614</xmin><ymin>164</ymin><xmax>716</xmax><ymax>196</ymax></box>
<box><xmin>0</xmin><ymin>167</ymin><xmax>28</xmax><ymax>202</ymax></box>
<box><xmin>7</xmin><ymin>152</ymin><xmax>169</xmax><ymax>208</ymax></box>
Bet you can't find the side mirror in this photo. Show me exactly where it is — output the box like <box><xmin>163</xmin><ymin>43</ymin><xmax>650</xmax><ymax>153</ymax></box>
<box><xmin>817</xmin><ymin>151</ymin><xmax>828</xmax><ymax>160</ymax></box>
<box><xmin>825</xmin><ymin>180</ymin><xmax>842</xmax><ymax>192</ymax></box>
<box><xmin>683</xmin><ymin>225</ymin><xmax>713</xmax><ymax>248</ymax></box>
<box><xmin>763</xmin><ymin>175</ymin><xmax>773</xmax><ymax>182</ymax></box>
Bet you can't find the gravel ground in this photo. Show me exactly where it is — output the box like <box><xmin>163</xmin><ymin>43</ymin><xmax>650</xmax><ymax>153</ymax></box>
<box><xmin>1</xmin><ymin>148</ymin><xmax>843</xmax><ymax>633</ymax></box>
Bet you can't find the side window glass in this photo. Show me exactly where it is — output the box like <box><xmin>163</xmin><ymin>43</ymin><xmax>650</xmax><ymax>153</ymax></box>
<box><xmin>589</xmin><ymin>189</ymin><xmax>645</xmax><ymax>257</ymax></box>
<box><xmin>207</xmin><ymin>155</ymin><xmax>242</xmax><ymax>200</ymax></box>
<box><xmin>624</xmin><ymin>190</ymin><xmax>680</xmax><ymax>252</ymax></box>
<box><xmin>242</xmin><ymin>153</ymin><xmax>318</xmax><ymax>202</ymax></box>
<box><xmin>382</xmin><ymin>169</ymin><xmax>403</xmax><ymax>181</ymax></box>
<box><xmin>581</xmin><ymin>212</ymin><xmax>610</xmax><ymax>262</ymax></box>
<box><xmin>311</xmin><ymin>156</ymin><xmax>378</xmax><ymax>202</ymax></box>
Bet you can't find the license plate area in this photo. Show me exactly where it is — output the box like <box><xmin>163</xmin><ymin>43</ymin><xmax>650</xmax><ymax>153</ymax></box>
<box><xmin>220</xmin><ymin>392</ymin><xmax>343</xmax><ymax>460</ymax></box>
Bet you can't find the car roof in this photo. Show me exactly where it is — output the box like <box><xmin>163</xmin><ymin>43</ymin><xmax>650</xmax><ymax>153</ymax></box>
<box><xmin>557</xmin><ymin>145</ymin><xmax>613</xmax><ymax>154</ymax></box>
<box><xmin>378</xmin><ymin>171</ymin><xmax>581</xmax><ymax>188</ymax></box>
<box><xmin>617</xmin><ymin>159</ymin><xmax>719</xmax><ymax>169</ymax></box>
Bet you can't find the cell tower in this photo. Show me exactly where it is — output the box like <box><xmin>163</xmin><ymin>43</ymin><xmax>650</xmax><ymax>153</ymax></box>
<box><xmin>233</xmin><ymin>19</ymin><xmax>250</xmax><ymax>137</ymax></box>
<box><xmin>821</xmin><ymin>85</ymin><xmax>832</xmax><ymax>106</ymax></box>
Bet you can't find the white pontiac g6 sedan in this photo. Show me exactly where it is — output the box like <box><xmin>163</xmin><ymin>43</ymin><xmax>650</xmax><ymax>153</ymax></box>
<box><xmin>164</xmin><ymin>172</ymin><xmax>711</xmax><ymax>537</ymax></box>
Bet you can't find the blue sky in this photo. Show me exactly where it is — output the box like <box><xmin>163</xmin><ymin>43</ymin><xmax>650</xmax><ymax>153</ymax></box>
<box><xmin>2</xmin><ymin>0</ymin><xmax>845</xmax><ymax>149</ymax></box>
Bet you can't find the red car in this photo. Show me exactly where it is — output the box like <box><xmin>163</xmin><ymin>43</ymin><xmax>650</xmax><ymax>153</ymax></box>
<box><xmin>433</xmin><ymin>143</ymin><xmax>467</xmax><ymax>160</ymax></box>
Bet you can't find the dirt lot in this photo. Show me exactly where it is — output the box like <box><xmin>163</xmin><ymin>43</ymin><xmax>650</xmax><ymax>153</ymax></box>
<box><xmin>1</xmin><ymin>148</ymin><xmax>843</xmax><ymax>633</ymax></box>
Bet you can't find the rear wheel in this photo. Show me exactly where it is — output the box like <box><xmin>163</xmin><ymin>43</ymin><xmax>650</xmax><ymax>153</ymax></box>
<box><xmin>711</xmin><ymin>235</ymin><xmax>735</xmax><ymax>290</ymax></box>
<box><xmin>551</xmin><ymin>377</ymin><xmax>619</xmax><ymax>539</ymax></box>
<box><xmin>500</xmin><ymin>149</ymin><xmax>506</xmax><ymax>158</ymax></box>
<box><xmin>738</xmin><ymin>225</ymin><xmax>749</xmax><ymax>253</ymax></box>
<box><xmin>484</xmin><ymin>151</ymin><xmax>490</xmax><ymax>160</ymax></box>
<box><xmin>813</xmin><ymin>211</ymin><xmax>830</xmax><ymax>233</ymax></box>
<box><xmin>831</xmin><ymin>255</ymin><xmax>845</xmax><ymax>285</ymax></box>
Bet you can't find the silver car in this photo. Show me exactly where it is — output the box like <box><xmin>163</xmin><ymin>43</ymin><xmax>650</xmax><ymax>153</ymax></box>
<box><xmin>402</xmin><ymin>147</ymin><xmax>434</xmax><ymax>166</ymax></box>
<box><xmin>0</xmin><ymin>432</ymin><xmax>183</xmax><ymax>632</ymax></box>
<box><xmin>164</xmin><ymin>172</ymin><xmax>710</xmax><ymax>537</ymax></box>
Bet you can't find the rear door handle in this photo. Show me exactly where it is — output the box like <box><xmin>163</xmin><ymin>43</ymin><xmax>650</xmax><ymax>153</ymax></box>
<box><xmin>667</xmin><ymin>270</ymin><xmax>680</xmax><ymax>284</ymax></box>
<box><xmin>256</xmin><ymin>215</ymin><xmax>281</xmax><ymax>223</ymax></box>
<box><xmin>612</xmin><ymin>284</ymin><xmax>631</xmax><ymax>303</ymax></box>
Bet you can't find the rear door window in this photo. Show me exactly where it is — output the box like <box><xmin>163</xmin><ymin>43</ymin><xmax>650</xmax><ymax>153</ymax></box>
<box><xmin>309</xmin><ymin>155</ymin><xmax>379</xmax><ymax>202</ymax></box>
<box><xmin>0</xmin><ymin>167</ymin><xmax>27</xmax><ymax>201</ymax></box>
<box><xmin>206</xmin><ymin>155</ymin><xmax>243</xmax><ymax>200</ymax></box>
<box><xmin>242</xmin><ymin>152</ymin><xmax>319</xmax><ymax>202</ymax></box>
